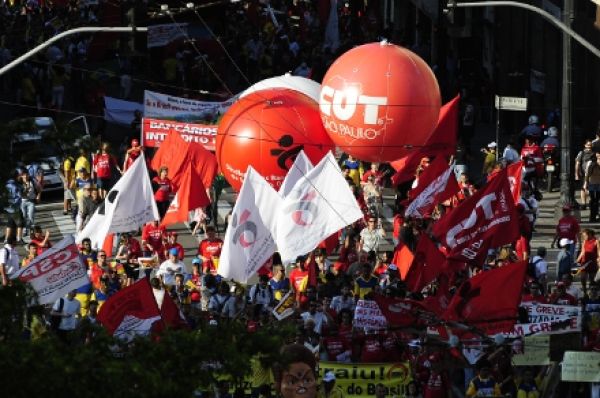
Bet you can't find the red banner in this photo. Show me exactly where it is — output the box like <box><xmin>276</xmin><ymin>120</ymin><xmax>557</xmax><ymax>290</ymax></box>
<box><xmin>432</xmin><ymin>169</ymin><xmax>519</xmax><ymax>263</ymax></box>
<box><xmin>141</xmin><ymin>118</ymin><xmax>217</xmax><ymax>151</ymax></box>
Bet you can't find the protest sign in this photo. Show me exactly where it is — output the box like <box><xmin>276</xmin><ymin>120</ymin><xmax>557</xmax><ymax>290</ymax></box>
<box><xmin>353</xmin><ymin>300</ymin><xmax>388</xmax><ymax>330</ymax></box>
<box><xmin>13</xmin><ymin>236</ymin><xmax>89</xmax><ymax>305</ymax></box>
<box><xmin>318</xmin><ymin>362</ymin><xmax>412</xmax><ymax>398</ymax></box>
<box><xmin>504</xmin><ymin>303</ymin><xmax>581</xmax><ymax>337</ymax></box>
<box><xmin>141</xmin><ymin>118</ymin><xmax>217</xmax><ymax>151</ymax></box>
<box><xmin>144</xmin><ymin>90</ymin><xmax>235</xmax><ymax>122</ymax></box>
<box><xmin>561</xmin><ymin>351</ymin><xmax>600</xmax><ymax>382</ymax></box>
<box><xmin>272</xmin><ymin>291</ymin><xmax>295</xmax><ymax>321</ymax></box>
<box><xmin>512</xmin><ymin>335</ymin><xmax>550</xmax><ymax>366</ymax></box>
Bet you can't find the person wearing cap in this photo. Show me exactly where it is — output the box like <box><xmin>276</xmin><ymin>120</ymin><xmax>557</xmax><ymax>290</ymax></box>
<box><xmin>123</xmin><ymin>138</ymin><xmax>142</xmax><ymax>172</ymax></box>
<box><xmin>157</xmin><ymin>247</ymin><xmax>185</xmax><ymax>288</ymax></box>
<box><xmin>481</xmin><ymin>142</ymin><xmax>497</xmax><ymax>176</ymax></box>
<box><xmin>551</xmin><ymin>205</ymin><xmax>579</xmax><ymax>259</ymax></box>
<box><xmin>555</xmin><ymin>238</ymin><xmax>574</xmax><ymax>282</ymax></box>
<box><xmin>164</xmin><ymin>231</ymin><xmax>184</xmax><ymax>261</ymax></box>
<box><xmin>318</xmin><ymin>371</ymin><xmax>344</xmax><ymax>398</ymax></box>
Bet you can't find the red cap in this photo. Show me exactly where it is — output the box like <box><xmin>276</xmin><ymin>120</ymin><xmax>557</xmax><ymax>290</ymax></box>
<box><xmin>131</xmin><ymin>139</ymin><xmax>140</xmax><ymax>147</ymax></box>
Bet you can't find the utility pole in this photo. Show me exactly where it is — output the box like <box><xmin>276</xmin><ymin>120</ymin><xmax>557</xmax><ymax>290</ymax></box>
<box><xmin>560</xmin><ymin>0</ymin><xmax>574</xmax><ymax>207</ymax></box>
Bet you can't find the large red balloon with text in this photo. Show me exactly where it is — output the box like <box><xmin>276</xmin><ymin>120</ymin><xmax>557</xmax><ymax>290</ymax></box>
<box><xmin>216</xmin><ymin>88</ymin><xmax>334</xmax><ymax>192</ymax></box>
<box><xmin>320</xmin><ymin>41</ymin><xmax>441</xmax><ymax>162</ymax></box>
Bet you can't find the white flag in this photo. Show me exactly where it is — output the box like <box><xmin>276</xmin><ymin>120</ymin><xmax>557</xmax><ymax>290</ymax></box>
<box><xmin>279</xmin><ymin>150</ymin><xmax>313</xmax><ymax>197</ymax></box>
<box><xmin>77</xmin><ymin>153</ymin><xmax>159</xmax><ymax>248</ymax></box>
<box><xmin>218</xmin><ymin>166</ymin><xmax>281</xmax><ymax>283</ymax></box>
<box><xmin>275</xmin><ymin>152</ymin><xmax>363</xmax><ymax>263</ymax></box>
<box><xmin>13</xmin><ymin>236</ymin><xmax>90</xmax><ymax>305</ymax></box>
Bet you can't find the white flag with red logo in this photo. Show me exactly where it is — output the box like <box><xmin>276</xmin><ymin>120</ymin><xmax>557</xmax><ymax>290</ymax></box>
<box><xmin>275</xmin><ymin>152</ymin><xmax>363</xmax><ymax>264</ymax></box>
<box><xmin>13</xmin><ymin>236</ymin><xmax>89</xmax><ymax>305</ymax></box>
<box><xmin>279</xmin><ymin>150</ymin><xmax>314</xmax><ymax>197</ymax></box>
<box><xmin>218</xmin><ymin>166</ymin><xmax>281</xmax><ymax>283</ymax></box>
<box><xmin>405</xmin><ymin>156</ymin><xmax>459</xmax><ymax>218</ymax></box>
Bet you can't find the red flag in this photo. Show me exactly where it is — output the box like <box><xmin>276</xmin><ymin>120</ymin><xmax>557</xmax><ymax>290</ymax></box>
<box><xmin>102</xmin><ymin>233</ymin><xmax>115</xmax><ymax>257</ymax></box>
<box><xmin>506</xmin><ymin>161</ymin><xmax>523</xmax><ymax>204</ymax></box>
<box><xmin>372</xmin><ymin>295</ymin><xmax>432</xmax><ymax>327</ymax></box>
<box><xmin>151</xmin><ymin>129</ymin><xmax>218</xmax><ymax>191</ymax></box>
<box><xmin>161</xmin><ymin>163</ymin><xmax>211</xmax><ymax>226</ymax></box>
<box><xmin>97</xmin><ymin>278</ymin><xmax>162</xmax><ymax>339</ymax></box>
<box><xmin>404</xmin><ymin>234</ymin><xmax>447</xmax><ymax>293</ymax></box>
<box><xmin>405</xmin><ymin>156</ymin><xmax>459</xmax><ymax>218</ymax></box>
<box><xmin>442</xmin><ymin>261</ymin><xmax>527</xmax><ymax>334</ymax></box>
<box><xmin>391</xmin><ymin>243</ymin><xmax>414</xmax><ymax>280</ymax></box>
<box><xmin>432</xmin><ymin>168</ymin><xmax>519</xmax><ymax>263</ymax></box>
<box><xmin>159</xmin><ymin>290</ymin><xmax>188</xmax><ymax>330</ymax></box>
<box><xmin>391</xmin><ymin>95</ymin><xmax>460</xmax><ymax>185</ymax></box>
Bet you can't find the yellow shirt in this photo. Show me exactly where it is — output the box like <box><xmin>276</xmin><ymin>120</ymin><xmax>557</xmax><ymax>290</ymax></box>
<box><xmin>75</xmin><ymin>156</ymin><xmax>91</xmax><ymax>174</ymax></box>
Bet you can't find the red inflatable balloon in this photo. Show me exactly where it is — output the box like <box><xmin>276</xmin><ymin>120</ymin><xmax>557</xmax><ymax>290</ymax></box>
<box><xmin>216</xmin><ymin>88</ymin><xmax>334</xmax><ymax>192</ymax></box>
<box><xmin>320</xmin><ymin>41</ymin><xmax>441</xmax><ymax>162</ymax></box>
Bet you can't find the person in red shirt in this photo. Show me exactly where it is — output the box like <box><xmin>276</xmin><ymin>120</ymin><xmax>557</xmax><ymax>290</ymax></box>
<box><xmin>197</xmin><ymin>226</ymin><xmax>223</xmax><ymax>275</ymax></box>
<box><xmin>360</xmin><ymin>331</ymin><xmax>384</xmax><ymax>362</ymax></box>
<box><xmin>29</xmin><ymin>226</ymin><xmax>52</xmax><ymax>256</ymax></box>
<box><xmin>361</xmin><ymin>162</ymin><xmax>385</xmax><ymax>188</ymax></box>
<box><xmin>551</xmin><ymin>205</ymin><xmax>580</xmax><ymax>259</ymax></box>
<box><xmin>142</xmin><ymin>220</ymin><xmax>166</xmax><ymax>260</ymax></box>
<box><xmin>289</xmin><ymin>255</ymin><xmax>310</xmax><ymax>306</ymax></box>
<box><xmin>123</xmin><ymin>138</ymin><xmax>142</xmax><ymax>172</ymax></box>
<box><xmin>164</xmin><ymin>232</ymin><xmax>185</xmax><ymax>261</ymax></box>
<box><xmin>152</xmin><ymin>166</ymin><xmax>175</xmax><ymax>220</ymax></box>
<box><xmin>575</xmin><ymin>228</ymin><xmax>598</xmax><ymax>294</ymax></box>
<box><xmin>93</xmin><ymin>142</ymin><xmax>121</xmax><ymax>199</ymax></box>
<box><xmin>548</xmin><ymin>282</ymin><xmax>578</xmax><ymax>305</ymax></box>
<box><xmin>521</xmin><ymin>282</ymin><xmax>547</xmax><ymax>304</ymax></box>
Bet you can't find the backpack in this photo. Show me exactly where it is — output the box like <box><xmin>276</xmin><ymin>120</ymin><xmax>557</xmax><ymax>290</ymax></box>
<box><xmin>212</xmin><ymin>295</ymin><xmax>230</xmax><ymax>313</ymax></box>
<box><xmin>50</xmin><ymin>298</ymin><xmax>64</xmax><ymax>332</ymax></box>
<box><xmin>252</xmin><ymin>284</ymin><xmax>274</xmax><ymax>305</ymax></box>
<box><xmin>527</xmin><ymin>258</ymin><xmax>542</xmax><ymax>279</ymax></box>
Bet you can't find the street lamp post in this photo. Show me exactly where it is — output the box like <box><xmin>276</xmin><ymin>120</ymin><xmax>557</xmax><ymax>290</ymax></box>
<box><xmin>446</xmin><ymin>1</ymin><xmax>600</xmax><ymax>214</ymax></box>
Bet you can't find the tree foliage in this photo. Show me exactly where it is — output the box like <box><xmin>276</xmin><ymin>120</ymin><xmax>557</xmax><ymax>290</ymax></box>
<box><xmin>0</xmin><ymin>282</ymin><xmax>295</xmax><ymax>397</ymax></box>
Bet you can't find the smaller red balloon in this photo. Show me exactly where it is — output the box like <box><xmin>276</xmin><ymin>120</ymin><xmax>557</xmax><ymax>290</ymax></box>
<box><xmin>216</xmin><ymin>89</ymin><xmax>334</xmax><ymax>192</ymax></box>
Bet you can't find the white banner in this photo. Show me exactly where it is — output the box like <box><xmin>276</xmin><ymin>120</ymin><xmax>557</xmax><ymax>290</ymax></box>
<box><xmin>353</xmin><ymin>300</ymin><xmax>388</xmax><ymax>330</ymax></box>
<box><xmin>218</xmin><ymin>167</ymin><xmax>281</xmax><ymax>283</ymax></box>
<box><xmin>77</xmin><ymin>153</ymin><xmax>159</xmax><ymax>248</ymax></box>
<box><xmin>13</xmin><ymin>236</ymin><xmax>89</xmax><ymax>305</ymax></box>
<box><xmin>504</xmin><ymin>303</ymin><xmax>581</xmax><ymax>337</ymax></box>
<box><xmin>104</xmin><ymin>96</ymin><xmax>144</xmax><ymax>126</ymax></box>
<box><xmin>144</xmin><ymin>90</ymin><xmax>235</xmax><ymax>122</ymax></box>
<box><xmin>276</xmin><ymin>152</ymin><xmax>363</xmax><ymax>263</ymax></box>
<box><xmin>279</xmin><ymin>150</ymin><xmax>313</xmax><ymax>197</ymax></box>
<box><xmin>147</xmin><ymin>23</ymin><xmax>188</xmax><ymax>48</ymax></box>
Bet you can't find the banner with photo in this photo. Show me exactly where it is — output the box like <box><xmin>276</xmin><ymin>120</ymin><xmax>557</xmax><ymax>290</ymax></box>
<box><xmin>144</xmin><ymin>90</ymin><xmax>235</xmax><ymax>122</ymax></box>
<box><xmin>141</xmin><ymin>118</ymin><xmax>217</xmax><ymax>151</ymax></box>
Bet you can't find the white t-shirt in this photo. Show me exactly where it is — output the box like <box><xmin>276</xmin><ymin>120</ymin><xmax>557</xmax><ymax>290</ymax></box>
<box><xmin>530</xmin><ymin>255</ymin><xmax>548</xmax><ymax>279</ymax></box>
<box><xmin>157</xmin><ymin>260</ymin><xmax>184</xmax><ymax>286</ymax></box>
<box><xmin>0</xmin><ymin>244</ymin><xmax>20</xmax><ymax>277</ymax></box>
<box><xmin>52</xmin><ymin>297</ymin><xmax>81</xmax><ymax>331</ymax></box>
<box><xmin>360</xmin><ymin>227</ymin><xmax>385</xmax><ymax>253</ymax></box>
<box><xmin>330</xmin><ymin>295</ymin><xmax>356</xmax><ymax>313</ymax></box>
<box><xmin>301</xmin><ymin>311</ymin><xmax>328</xmax><ymax>334</ymax></box>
